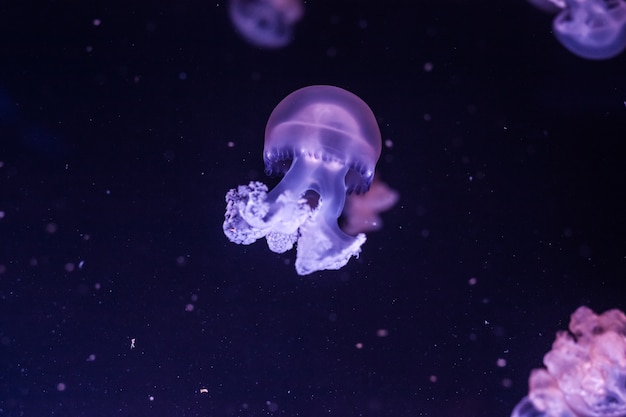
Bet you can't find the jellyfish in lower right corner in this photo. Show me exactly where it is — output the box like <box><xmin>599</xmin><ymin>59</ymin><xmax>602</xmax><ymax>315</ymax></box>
<box><xmin>223</xmin><ymin>85</ymin><xmax>382</xmax><ymax>275</ymax></box>
<box><xmin>511</xmin><ymin>306</ymin><xmax>626</xmax><ymax>417</ymax></box>
<box><xmin>528</xmin><ymin>0</ymin><xmax>626</xmax><ymax>59</ymax></box>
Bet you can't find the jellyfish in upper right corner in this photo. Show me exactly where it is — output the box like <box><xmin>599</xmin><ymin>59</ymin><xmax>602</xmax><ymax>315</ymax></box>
<box><xmin>341</xmin><ymin>176</ymin><xmax>399</xmax><ymax>236</ymax></box>
<box><xmin>228</xmin><ymin>0</ymin><xmax>303</xmax><ymax>49</ymax></box>
<box><xmin>530</xmin><ymin>0</ymin><xmax>626</xmax><ymax>59</ymax></box>
<box><xmin>510</xmin><ymin>306</ymin><xmax>626</xmax><ymax>417</ymax></box>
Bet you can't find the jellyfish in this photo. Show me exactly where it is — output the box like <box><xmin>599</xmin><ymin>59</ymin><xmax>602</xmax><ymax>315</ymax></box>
<box><xmin>223</xmin><ymin>85</ymin><xmax>382</xmax><ymax>275</ymax></box>
<box><xmin>341</xmin><ymin>175</ymin><xmax>399</xmax><ymax>236</ymax></box>
<box><xmin>511</xmin><ymin>306</ymin><xmax>626</xmax><ymax>417</ymax></box>
<box><xmin>529</xmin><ymin>0</ymin><xmax>626</xmax><ymax>59</ymax></box>
<box><xmin>228</xmin><ymin>0</ymin><xmax>303</xmax><ymax>49</ymax></box>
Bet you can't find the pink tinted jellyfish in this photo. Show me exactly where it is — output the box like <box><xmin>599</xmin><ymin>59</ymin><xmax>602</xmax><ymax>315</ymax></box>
<box><xmin>511</xmin><ymin>306</ymin><xmax>626</xmax><ymax>417</ymax></box>
<box><xmin>341</xmin><ymin>176</ymin><xmax>399</xmax><ymax>236</ymax></box>
<box><xmin>224</xmin><ymin>85</ymin><xmax>382</xmax><ymax>275</ymax></box>
<box><xmin>531</xmin><ymin>0</ymin><xmax>626</xmax><ymax>59</ymax></box>
<box><xmin>228</xmin><ymin>0</ymin><xmax>303</xmax><ymax>49</ymax></box>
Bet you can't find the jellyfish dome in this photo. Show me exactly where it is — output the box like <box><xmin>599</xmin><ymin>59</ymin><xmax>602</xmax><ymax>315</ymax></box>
<box><xmin>223</xmin><ymin>85</ymin><xmax>383</xmax><ymax>275</ymax></box>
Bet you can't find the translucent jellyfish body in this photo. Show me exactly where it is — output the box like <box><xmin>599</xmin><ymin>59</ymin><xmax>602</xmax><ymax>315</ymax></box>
<box><xmin>511</xmin><ymin>306</ymin><xmax>626</xmax><ymax>417</ymax></box>
<box><xmin>224</xmin><ymin>85</ymin><xmax>382</xmax><ymax>275</ymax></box>
<box><xmin>530</xmin><ymin>0</ymin><xmax>626</xmax><ymax>59</ymax></box>
<box><xmin>228</xmin><ymin>0</ymin><xmax>303</xmax><ymax>49</ymax></box>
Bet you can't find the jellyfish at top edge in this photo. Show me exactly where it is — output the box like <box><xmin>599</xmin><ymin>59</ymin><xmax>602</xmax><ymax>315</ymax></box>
<box><xmin>528</xmin><ymin>0</ymin><xmax>563</xmax><ymax>14</ymax></box>
<box><xmin>228</xmin><ymin>0</ymin><xmax>303</xmax><ymax>49</ymax></box>
<box><xmin>511</xmin><ymin>306</ymin><xmax>626</xmax><ymax>417</ymax></box>
<box><xmin>530</xmin><ymin>0</ymin><xmax>626</xmax><ymax>59</ymax></box>
<box><xmin>224</xmin><ymin>85</ymin><xmax>382</xmax><ymax>275</ymax></box>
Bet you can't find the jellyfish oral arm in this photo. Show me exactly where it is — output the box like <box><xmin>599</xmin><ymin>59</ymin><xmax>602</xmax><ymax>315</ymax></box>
<box><xmin>511</xmin><ymin>307</ymin><xmax>626</xmax><ymax>417</ymax></box>
<box><xmin>224</xmin><ymin>181</ymin><xmax>310</xmax><ymax>253</ymax></box>
<box><xmin>224</xmin><ymin>154</ymin><xmax>366</xmax><ymax>275</ymax></box>
<box><xmin>285</xmin><ymin>156</ymin><xmax>367</xmax><ymax>275</ymax></box>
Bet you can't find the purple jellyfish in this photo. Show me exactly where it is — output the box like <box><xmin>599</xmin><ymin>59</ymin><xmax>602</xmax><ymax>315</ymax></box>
<box><xmin>224</xmin><ymin>85</ymin><xmax>382</xmax><ymax>275</ymax></box>
<box><xmin>228</xmin><ymin>0</ymin><xmax>303</xmax><ymax>49</ymax></box>
<box><xmin>529</xmin><ymin>0</ymin><xmax>626</xmax><ymax>59</ymax></box>
<box><xmin>341</xmin><ymin>176</ymin><xmax>399</xmax><ymax>236</ymax></box>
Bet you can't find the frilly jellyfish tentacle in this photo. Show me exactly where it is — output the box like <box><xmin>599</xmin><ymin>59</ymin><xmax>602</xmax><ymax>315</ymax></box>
<box><xmin>267</xmin><ymin>154</ymin><xmax>367</xmax><ymax>275</ymax></box>
<box><xmin>279</xmin><ymin>156</ymin><xmax>367</xmax><ymax>275</ymax></box>
<box><xmin>224</xmin><ymin>180</ymin><xmax>312</xmax><ymax>253</ymax></box>
<box><xmin>224</xmin><ymin>182</ymin><xmax>272</xmax><ymax>245</ymax></box>
<box><xmin>223</xmin><ymin>155</ymin><xmax>367</xmax><ymax>274</ymax></box>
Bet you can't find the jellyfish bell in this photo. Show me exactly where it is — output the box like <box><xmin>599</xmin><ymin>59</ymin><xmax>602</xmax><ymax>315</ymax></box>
<box><xmin>264</xmin><ymin>85</ymin><xmax>382</xmax><ymax>195</ymax></box>
<box><xmin>223</xmin><ymin>85</ymin><xmax>383</xmax><ymax>275</ymax></box>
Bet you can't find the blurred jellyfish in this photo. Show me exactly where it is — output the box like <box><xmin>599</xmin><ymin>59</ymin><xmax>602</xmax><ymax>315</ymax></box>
<box><xmin>224</xmin><ymin>85</ymin><xmax>382</xmax><ymax>275</ymax></box>
<box><xmin>511</xmin><ymin>306</ymin><xmax>626</xmax><ymax>417</ymax></box>
<box><xmin>341</xmin><ymin>175</ymin><xmax>398</xmax><ymax>236</ymax></box>
<box><xmin>228</xmin><ymin>0</ymin><xmax>303</xmax><ymax>49</ymax></box>
<box><xmin>529</xmin><ymin>0</ymin><xmax>626</xmax><ymax>59</ymax></box>
<box><xmin>0</xmin><ymin>87</ymin><xmax>66</xmax><ymax>156</ymax></box>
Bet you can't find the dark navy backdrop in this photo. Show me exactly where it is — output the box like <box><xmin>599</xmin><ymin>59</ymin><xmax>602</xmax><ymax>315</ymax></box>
<box><xmin>1</xmin><ymin>1</ymin><xmax>625</xmax><ymax>416</ymax></box>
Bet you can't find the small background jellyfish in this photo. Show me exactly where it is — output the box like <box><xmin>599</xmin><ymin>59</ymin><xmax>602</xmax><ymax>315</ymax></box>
<box><xmin>341</xmin><ymin>175</ymin><xmax>399</xmax><ymax>236</ymax></box>
<box><xmin>511</xmin><ymin>306</ymin><xmax>626</xmax><ymax>417</ymax></box>
<box><xmin>528</xmin><ymin>0</ymin><xmax>626</xmax><ymax>59</ymax></box>
<box><xmin>228</xmin><ymin>0</ymin><xmax>304</xmax><ymax>49</ymax></box>
<box><xmin>223</xmin><ymin>85</ymin><xmax>382</xmax><ymax>275</ymax></box>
